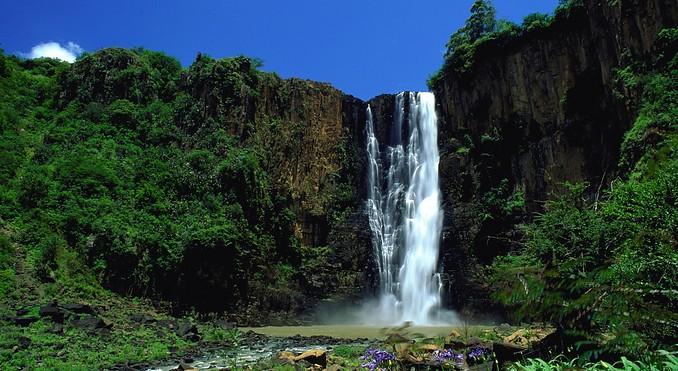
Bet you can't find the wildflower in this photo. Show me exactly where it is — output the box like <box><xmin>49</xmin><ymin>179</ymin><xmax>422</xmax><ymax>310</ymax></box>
<box><xmin>360</xmin><ymin>348</ymin><xmax>396</xmax><ymax>370</ymax></box>
<box><xmin>432</xmin><ymin>348</ymin><xmax>464</xmax><ymax>365</ymax></box>
<box><xmin>468</xmin><ymin>346</ymin><xmax>490</xmax><ymax>360</ymax></box>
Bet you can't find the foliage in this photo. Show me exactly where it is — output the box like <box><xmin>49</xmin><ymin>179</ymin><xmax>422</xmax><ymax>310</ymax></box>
<box><xmin>477</xmin><ymin>179</ymin><xmax>525</xmax><ymax>222</ymax></box>
<box><xmin>510</xmin><ymin>350</ymin><xmax>678</xmax><ymax>371</ymax></box>
<box><xmin>0</xmin><ymin>45</ymin><xmax>351</xmax><ymax>314</ymax></box>
<box><xmin>466</xmin><ymin>0</ymin><xmax>497</xmax><ymax>41</ymax></box>
<box><xmin>488</xmin><ymin>29</ymin><xmax>678</xmax><ymax>358</ymax></box>
<box><xmin>431</xmin><ymin>0</ymin><xmax>585</xmax><ymax>87</ymax></box>
<box><xmin>0</xmin><ymin>318</ymin><xmax>191</xmax><ymax>370</ymax></box>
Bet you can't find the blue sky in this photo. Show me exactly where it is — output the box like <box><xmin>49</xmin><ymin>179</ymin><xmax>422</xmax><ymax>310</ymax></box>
<box><xmin>1</xmin><ymin>0</ymin><xmax>558</xmax><ymax>99</ymax></box>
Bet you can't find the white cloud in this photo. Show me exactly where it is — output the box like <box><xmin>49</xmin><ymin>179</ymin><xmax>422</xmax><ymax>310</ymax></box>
<box><xmin>25</xmin><ymin>41</ymin><xmax>83</xmax><ymax>63</ymax></box>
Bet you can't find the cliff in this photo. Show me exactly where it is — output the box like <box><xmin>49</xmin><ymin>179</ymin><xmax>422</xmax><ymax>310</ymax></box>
<box><xmin>429</xmin><ymin>0</ymin><xmax>677</xmax><ymax>309</ymax></box>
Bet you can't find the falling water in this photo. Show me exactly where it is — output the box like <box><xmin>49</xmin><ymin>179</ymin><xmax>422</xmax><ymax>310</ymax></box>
<box><xmin>365</xmin><ymin>92</ymin><xmax>445</xmax><ymax>325</ymax></box>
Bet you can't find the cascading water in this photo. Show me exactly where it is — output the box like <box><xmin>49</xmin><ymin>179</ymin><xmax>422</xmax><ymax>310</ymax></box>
<box><xmin>365</xmin><ymin>92</ymin><xmax>445</xmax><ymax>325</ymax></box>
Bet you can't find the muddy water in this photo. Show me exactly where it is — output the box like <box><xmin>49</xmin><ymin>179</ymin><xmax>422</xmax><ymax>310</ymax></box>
<box><xmin>241</xmin><ymin>325</ymin><xmax>473</xmax><ymax>339</ymax></box>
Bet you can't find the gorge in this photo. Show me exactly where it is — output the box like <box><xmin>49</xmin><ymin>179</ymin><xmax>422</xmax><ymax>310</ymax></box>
<box><xmin>0</xmin><ymin>0</ymin><xmax>676</xmax><ymax>369</ymax></box>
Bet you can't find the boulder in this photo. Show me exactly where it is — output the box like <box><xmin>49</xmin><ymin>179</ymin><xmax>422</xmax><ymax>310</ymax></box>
<box><xmin>13</xmin><ymin>316</ymin><xmax>39</xmax><ymax>327</ymax></box>
<box><xmin>176</xmin><ymin>363</ymin><xmax>198</xmax><ymax>371</ymax></box>
<box><xmin>492</xmin><ymin>341</ymin><xmax>527</xmax><ymax>364</ymax></box>
<box><xmin>158</xmin><ymin>319</ymin><xmax>178</xmax><ymax>329</ymax></box>
<box><xmin>385</xmin><ymin>333</ymin><xmax>411</xmax><ymax>344</ymax></box>
<box><xmin>71</xmin><ymin>315</ymin><xmax>109</xmax><ymax>330</ymax></box>
<box><xmin>39</xmin><ymin>303</ymin><xmax>65</xmax><ymax>323</ymax></box>
<box><xmin>277</xmin><ymin>351</ymin><xmax>296</xmax><ymax>364</ymax></box>
<box><xmin>175</xmin><ymin>321</ymin><xmax>200</xmax><ymax>341</ymax></box>
<box><xmin>49</xmin><ymin>323</ymin><xmax>64</xmax><ymax>334</ymax></box>
<box><xmin>214</xmin><ymin>319</ymin><xmax>235</xmax><ymax>329</ymax></box>
<box><xmin>130</xmin><ymin>314</ymin><xmax>156</xmax><ymax>324</ymax></box>
<box><xmin>417</xmin><ymin>344</ymin><xmax>440</xmax><ymax>352</ymax></box>
<box><xmin>293</xmin><ymin>349</ymin><xmax>327</xmax><ymax>368</ymax></box>
<box><xmin>61</xmin><ymin>303</ymin><xmax>95</xmax><ymax>315</ymax></box>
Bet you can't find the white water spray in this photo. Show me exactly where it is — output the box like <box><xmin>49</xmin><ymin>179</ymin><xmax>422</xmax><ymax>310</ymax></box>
<box><xmin>365</xmin><ymin>92</ymin><xmax>447</xmax><ymax>325</ymax></box>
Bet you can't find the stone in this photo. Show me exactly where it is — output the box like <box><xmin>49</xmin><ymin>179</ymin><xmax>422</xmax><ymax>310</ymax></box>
<box><xmin>177</xmin><ymin>363</ymin><xmax>198</xmax><ymax>371</ymax></box>
<box><xmin>61</xmin><ymin>303</ymin><xmax>95</xmax><ymax>315</ymax></box>
<box><xmin>214</xmin><ymin>319</ymin><xmax>235</xmax><ymax>329</ymax></box>
<box><xmin>158</xmin><ymin>319</ymin><xmax>177</xmax><ymax>329</ymax></box>
<box><xmin>469</xmin><ymin>360</ymin><xmax>496</xmax><ymax>371</ymax></box>
<box><xmin>293</xmin><ymin>349</ymin><xmax>327</xmax><ymax>368</ymax></box>
<box><xmin>71</xmin><ymin>315</ymin><xmax>108</xmax><ymax>330</ymax></box>
<box><xmin>466</xmin><ymin>337</ymin><xmax>483</xmax><ymax>346</ymax></box>
<box><xmin>444</xmin><ymin>339</ymin><xmax>466</xmax><ymax>350</ymax></box>
<box><xmin>130</xmin><ymin>314</ymin><xmax>156</xmax><ymax>324</ymax></box>
<box><xmin>175</xmin><ymin>322</ymin><xmax>197</xmax><ymax>337</ymax></box>
<box><xmin>385</xmin><ymin>333</ymin><xmax>411</xmax><ymax>344</ymax></box>
<box><xmin>18</xmin><ymin>336</ymin><xmax>31</xmax><ymax>349</ymax></box>
<box><xmin>39</xmin><ymin>303</ymin><xmax>65</xmax><ymax>323</ymax></box>
<box><xmin>417</xmin><ymin>344</ymin><xmax>440</xmax><ymax>352</ymax></box>
<box><xmin>277</xmin><ymin>351</ymin><xmax>296</xmax><ymax>364</ymax></box>
<box><xmin>492</xmin><ymin>341</ymin><xmax>527</xmax><ymax>364</ymax></box>
<box><xmin>13</xmin><ymin>316</ymin><xmax>39</xmax><ymax>327</ymax></box>
<box><xmin>497</xmin><ymin>323</ymin><xmax>512</xmax><ymax>333</ymax></box>
<box><xmin>48</xmin><ymin>324</ymin><xmax>65</xmax><ymax>334</ymax></box>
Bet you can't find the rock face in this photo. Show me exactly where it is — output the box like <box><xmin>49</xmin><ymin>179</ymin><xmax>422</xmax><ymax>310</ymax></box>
<box><xmin>428</xmin><ymin>0</ymin><xmax>677</xmax><ymax>309</ymax></box>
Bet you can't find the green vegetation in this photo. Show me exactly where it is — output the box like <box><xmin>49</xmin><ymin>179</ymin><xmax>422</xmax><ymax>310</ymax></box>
<box><xmin>0</xmin><ymin>47</ymin><xmax>355</xmax><ymax>314</ymax></box>
<box><xmin>428</xmin><ymin>0</ymin><xmax>585</xmax><ymax>86</ymax></box>
<box><xmin>0</xmin><ymin>47</ymin><xmax>357</xmax><ymax>368</ymax></box>
<box><xmin>510</xmin><ymin>350</ymin><xmax>678</xmax><ymax>371</ymax></box>
<box><xmin>0</xmin><ymin>318</ymin><xmax>190</xmax><ymax>370</ymax></box>
<box><xmin>488</xmin><ymin>28</ymin><xmax>677</xmax><ymax>359</ymax></box>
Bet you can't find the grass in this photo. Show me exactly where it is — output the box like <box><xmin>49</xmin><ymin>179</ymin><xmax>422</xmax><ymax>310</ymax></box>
<box><xmin>0</xmin><ymin>319</ymin><xmax>191</xmax><ymax>370</ymax></box>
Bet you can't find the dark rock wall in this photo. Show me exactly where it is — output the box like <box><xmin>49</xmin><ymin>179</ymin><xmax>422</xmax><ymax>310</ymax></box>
<box><xmin>430</xmin><ymin>0</ymin><xmax>677</xmax><ymax>309</ymax></box>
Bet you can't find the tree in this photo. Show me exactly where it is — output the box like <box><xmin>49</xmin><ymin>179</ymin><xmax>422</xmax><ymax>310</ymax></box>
<box><xmin>467</xmin><ymin>0</ymin><xmax>497</xmax><ymax>41</ymax></box>
<box><xmin>445</xmin><ymin>0</ymin><xmax>497</xmax><ymax>58</ymax></box>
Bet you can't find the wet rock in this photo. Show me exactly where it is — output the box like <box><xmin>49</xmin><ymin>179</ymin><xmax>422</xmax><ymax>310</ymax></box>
<box><xmin>39</xmin><ymin>303</ymin><xmax>65</xmax><ymax>323</ymax></box>
<box><xmin>176</xmin><ymin>363</ymin><xmax>198</xmax><ymax>371</ymax></box>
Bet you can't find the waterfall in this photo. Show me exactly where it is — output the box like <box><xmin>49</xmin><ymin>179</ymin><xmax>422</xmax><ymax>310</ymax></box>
<box><xmin>365</xmin><ymin>92</ymin><xmax>445</xmax><ymax>325</ymax></box>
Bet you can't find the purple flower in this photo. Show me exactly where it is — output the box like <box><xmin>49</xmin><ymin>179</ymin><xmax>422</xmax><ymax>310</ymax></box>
<box><xmin>360</xmin><ymin>348</ymin><xmax>396</xmax><ymax>370</ymax></box>
<box><xmin>432</xmin><ymin>349</ymin><xmax>464</xmax><ymax>364</ymax></box>
<box><xmin>468</xmin><ymin>346</ymin><xmax>490</xmax><ymax>360</ymax></box>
